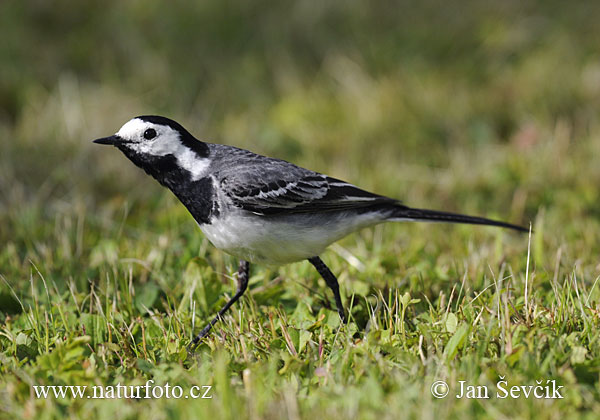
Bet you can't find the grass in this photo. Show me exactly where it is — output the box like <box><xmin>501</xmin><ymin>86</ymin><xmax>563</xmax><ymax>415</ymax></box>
<box><xmin>2</xmin><ymin>1</ymin><xmax>600</xmax><ymax>419</ymax></box>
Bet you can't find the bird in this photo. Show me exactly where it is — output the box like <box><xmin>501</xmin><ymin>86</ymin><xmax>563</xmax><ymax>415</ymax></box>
<box><xmin>93</xmin><ymin>115</ymin><xmax>527</xmax><ymax>349</ymax></box>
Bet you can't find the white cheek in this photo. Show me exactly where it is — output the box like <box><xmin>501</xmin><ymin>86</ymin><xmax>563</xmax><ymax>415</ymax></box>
<box><xmin>146</xmin><ymin>137</ymin><xmax>173</xmax><ymax>156</ymax></box>
<box><xmin>136</xmin><ymin>138</ymin><xmax>210</xmax><ymax>180</ymax></box>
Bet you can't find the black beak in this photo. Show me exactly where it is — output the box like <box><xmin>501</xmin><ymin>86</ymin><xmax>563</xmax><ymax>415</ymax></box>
<box><xmin>93</xmin><ymin>135</ymin><xmax>123</xmax><ymax>145</ymax></box>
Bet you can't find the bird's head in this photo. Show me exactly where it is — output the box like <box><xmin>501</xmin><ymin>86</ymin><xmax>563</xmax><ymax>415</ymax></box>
<box><xmin>93</xmin><ymin>115</ymin><xmax>210</xmax><ymax>180</ymax></box>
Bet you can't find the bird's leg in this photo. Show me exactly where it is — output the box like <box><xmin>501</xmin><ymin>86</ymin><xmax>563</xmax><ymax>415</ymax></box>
<box><xmin>188</xmin><ymin>260</ymin><xmax>250</xmax><ymax>351</ymax></box>
<box><xmin>308</xmin><ymin>256</ymin><xmax>347</xmax><ymax>323</ymax></box>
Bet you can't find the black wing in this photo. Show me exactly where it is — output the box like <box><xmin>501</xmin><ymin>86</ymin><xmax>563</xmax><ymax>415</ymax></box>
<box><xmin>226</xmin><ymin>174</ymin><xmax>397</xmax><ymax>215</ymax></box>
<box><xmin>212</xmin><ymin>147</ymin><xmax>396</xmax><ymax>215</ymax></box>
<box><xmin>208</xmin><ymin>145</ymin><xmax>528</xmax><ymax>232</ymax></box>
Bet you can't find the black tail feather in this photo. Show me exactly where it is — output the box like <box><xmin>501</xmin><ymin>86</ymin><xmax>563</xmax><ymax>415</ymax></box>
<box><xmin>391</xmin><ymin>206</ymin><xmax>529</xmax><ymax>233</ymax></box>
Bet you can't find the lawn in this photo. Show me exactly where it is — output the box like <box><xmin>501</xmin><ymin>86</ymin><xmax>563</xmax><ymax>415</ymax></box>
<box><xmin>1</xmin><ymin>1</ymin><xmax>600</xmax><ymax>419</ymax></box>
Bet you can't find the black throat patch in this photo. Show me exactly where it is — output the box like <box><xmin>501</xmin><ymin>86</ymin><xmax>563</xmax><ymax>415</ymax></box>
<box><xmin>116</xmin><ymin>146</ymin><xmax>217</xmax><ymax>225</ymax></box>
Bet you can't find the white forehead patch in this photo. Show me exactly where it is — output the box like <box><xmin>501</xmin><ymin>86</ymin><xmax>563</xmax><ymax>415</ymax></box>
<box><xmin>116</xmin><ymin>118</ymin><xmax>210</xmax><ymax>181</ymax></box>
<box><xmin>116</xmin><ymin>118</ymin><xmax>150</xmax><ymax>140</ymax></box>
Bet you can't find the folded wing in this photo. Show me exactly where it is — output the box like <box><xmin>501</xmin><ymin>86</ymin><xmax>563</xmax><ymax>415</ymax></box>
<box><xmin>214</xmin><ymin>150</ymin><xmax>397</xmax><ymax>215</ymax></box>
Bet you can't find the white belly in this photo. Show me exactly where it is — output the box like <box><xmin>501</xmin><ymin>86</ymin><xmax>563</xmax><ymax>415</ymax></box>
<box><xmin>198</xmin><ymin>210</ymin><xmax>383</xmax><ymax>265</ymax></box>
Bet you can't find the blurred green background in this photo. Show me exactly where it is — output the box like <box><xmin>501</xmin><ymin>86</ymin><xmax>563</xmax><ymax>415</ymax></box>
<box><xmin>3</xmin><ymin>0</ymin><xmax>600</xmax><ymax>210</ymax></box>
<box><xmin>3</xmin><ymin>0</ymin><xmax>600</xmax><ymax>273</ymax></box>
<box><xmin>2</xmin><ymin>1</ymin><xmax>600</xmax><ymax>418</ymax></box>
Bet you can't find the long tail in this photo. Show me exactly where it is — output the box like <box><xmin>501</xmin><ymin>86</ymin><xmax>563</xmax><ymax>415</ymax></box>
<box><xmin>390</xmin><ymin>205</ymin><xmax>528</xmax><ymax>233</ymax></box>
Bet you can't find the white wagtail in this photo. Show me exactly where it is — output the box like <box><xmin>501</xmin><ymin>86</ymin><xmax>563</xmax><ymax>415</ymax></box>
<box><xmin>93</xmin><ymin>115</ymin><xmax>526</xmax><ymax>348</ymax></box>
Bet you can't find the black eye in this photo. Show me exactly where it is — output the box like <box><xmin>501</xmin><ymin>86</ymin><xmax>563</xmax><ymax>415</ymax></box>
<box><xmin>143</xmin><ymin>128</ymin><xmax>157</xmax><ymax>140</ymax></box>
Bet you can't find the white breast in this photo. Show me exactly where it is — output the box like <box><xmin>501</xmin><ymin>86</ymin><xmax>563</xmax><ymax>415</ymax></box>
<box><xmin>198</xmin><ymin>210</ymin><xmax>383</xmax><ymax>265</ymax></box>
